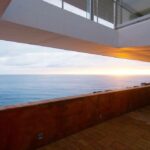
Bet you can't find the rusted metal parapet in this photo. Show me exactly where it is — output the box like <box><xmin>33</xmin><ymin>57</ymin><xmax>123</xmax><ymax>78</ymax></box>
<box><xmin>0</xmin><ymin>86</ymin><xmax>150</xmax><ymax>150</ymax></box>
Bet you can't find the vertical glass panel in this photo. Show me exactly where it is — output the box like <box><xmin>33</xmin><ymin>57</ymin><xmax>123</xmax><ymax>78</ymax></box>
<box><xmin>42</xmin><ymin>0</ymin><xmax>114</xmax><ymax>28</ymax></box>
<box><xmin>93</xmin><ymin>0</ymin><xmax>98</xmax><ymax>22</ymax></box>
<box><xmin>97</xmin><ymin>0</ymin><xmax>114</xmax><ymax>23</ymax></box>
<box><xmin>116</xmin><ymin>1</ymin><xmax>132</xmax><ymax>25</ymax></box>
<box><xmin>117</xmin><ymin>0</ymin><xmax>150</xmax><ymax>25</ymax></box>
<box><xmin>43</xmin><ymin>0</ymin><xmax>62</xmax><ymax>8</ymax></box>
<box><xmin>63</xmin><ymin>0</ymin><xmax>87</xmax><ymax>18</ymax></box>
<box><xmin>93</xmin><ymin>0</ymin><xmax>114</xmax><ymax>28</ymax></box>
<box><xmin>86</xmin><ymin>0</ymin><xmax>91</xmax><ymax>19</ymax></box>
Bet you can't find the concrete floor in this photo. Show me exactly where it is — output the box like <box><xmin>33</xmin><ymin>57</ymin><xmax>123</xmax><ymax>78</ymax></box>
<box><xmin>38</xmin><ymin>105</ymin><xmax>150</xmax><ymax>150</ymax></box>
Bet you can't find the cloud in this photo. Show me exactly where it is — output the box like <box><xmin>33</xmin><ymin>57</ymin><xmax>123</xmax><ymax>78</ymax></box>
<box><xmin>0</xmin><ymin>51</ymin><xmax>101</xmax><ymax>68</ymax></box>
<box><xmin>0</xmin><ymin>40</ymin><xmax>150</xmax><ymax>74</ymax></box>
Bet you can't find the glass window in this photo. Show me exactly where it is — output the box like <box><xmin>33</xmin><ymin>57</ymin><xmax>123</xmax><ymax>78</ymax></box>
<box><xmin>43</xmin><ymin>0</ymin><xmax>62</xmax><ymax>8</ymax></box>
<box><xmin>117</xmin><ymin>0</ymin><xmax>150</xmax><ymax>25</ymax></box>
<box><xmin>63</xmin><ymin>0</ymin><xmax>87</xmax><ymax>18</ymax></box>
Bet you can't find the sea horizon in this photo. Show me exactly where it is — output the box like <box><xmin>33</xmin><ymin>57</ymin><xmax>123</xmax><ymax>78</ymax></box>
<box><xmin>0</xmin><ymin>75</ymin><xmax>150</xmax><ymax>107</ymax></box>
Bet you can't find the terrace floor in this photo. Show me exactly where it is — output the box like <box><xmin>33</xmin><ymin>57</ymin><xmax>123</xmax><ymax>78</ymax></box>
<box><xmin>38</xmin><ymin>105</ymin><xmax>150</xmax><ymax>150</ymax></box>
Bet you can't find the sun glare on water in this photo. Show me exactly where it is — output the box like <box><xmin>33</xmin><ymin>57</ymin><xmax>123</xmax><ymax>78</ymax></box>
<box><xmin>58</xmin><ymin>68</ymin><xmax>150</xmax><ymax>76</ymax></box>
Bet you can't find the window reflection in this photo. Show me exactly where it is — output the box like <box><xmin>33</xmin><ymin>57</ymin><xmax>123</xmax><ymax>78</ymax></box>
<box><xmin>64</xmin><ymin>2</ymin><xmax>87</xmax><ymax>18</ymax></box>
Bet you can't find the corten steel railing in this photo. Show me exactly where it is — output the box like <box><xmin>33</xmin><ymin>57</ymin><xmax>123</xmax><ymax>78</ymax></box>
<box><xmin>0</xmin><ymin>86</ymin><xmax>150</xmax><ymax>150</ymax></box>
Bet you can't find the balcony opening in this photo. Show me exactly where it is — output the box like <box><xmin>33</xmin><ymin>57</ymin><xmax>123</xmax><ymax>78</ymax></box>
<box><xmin>0</xmin><ymin>40</ymin><xmax>150</xmax><ymax>107</ymax></box>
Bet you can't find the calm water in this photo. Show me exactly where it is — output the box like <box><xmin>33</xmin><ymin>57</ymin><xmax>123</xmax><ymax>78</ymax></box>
<box><xmin>0</xmin><ymin>75</ymin><xmax>150</xmax><ymax>106</ymax></box>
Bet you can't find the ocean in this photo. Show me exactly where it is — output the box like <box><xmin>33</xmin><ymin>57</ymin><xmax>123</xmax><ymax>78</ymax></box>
<box><xmin>0</xmin><ymin>75</ymin><xmax>150</xmax><ymax>106</ymax></box>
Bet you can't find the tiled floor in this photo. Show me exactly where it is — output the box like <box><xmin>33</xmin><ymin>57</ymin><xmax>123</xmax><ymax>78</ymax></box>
<box><xmin>38</xmin><ymin>106</ymin><xmax>150</xmax><ymax>150</ymax></box>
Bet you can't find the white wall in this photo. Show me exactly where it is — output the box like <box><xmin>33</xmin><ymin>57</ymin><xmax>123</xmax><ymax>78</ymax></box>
<box><xmin>118</xmin><ymin>18</ymin><xmax>150</xmax><ymax>47</ymax></box>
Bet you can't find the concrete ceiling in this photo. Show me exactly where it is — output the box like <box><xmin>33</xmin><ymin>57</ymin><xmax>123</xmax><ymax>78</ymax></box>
<box><xmin>0</xmin><ymin>20</ymin><xmax>150</xmax><ymax>62</ymax></box>
<box><xmin>0</xmin><ymin>0</ymin><xmax>150</xmax><ymax>63</ymax></box>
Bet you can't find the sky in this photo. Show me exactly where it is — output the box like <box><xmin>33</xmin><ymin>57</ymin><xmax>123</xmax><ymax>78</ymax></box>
<box><xmin>0</xmin><ymin>40</ymin><xmax>150</xmax><ymax>75</ymax></box>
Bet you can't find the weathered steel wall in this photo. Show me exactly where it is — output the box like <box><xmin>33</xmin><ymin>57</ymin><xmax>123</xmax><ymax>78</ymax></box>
<box><xmin>0</xmin><ymin>86</ymin><xmax>150</xmax><ymax>150</ymax></box>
